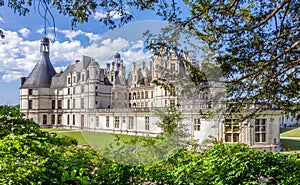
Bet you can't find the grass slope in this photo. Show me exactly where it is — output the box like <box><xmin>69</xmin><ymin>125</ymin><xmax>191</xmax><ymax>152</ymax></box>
<box><xmin>280</xmin><ymin>125</ymin><xmax>300</xmax><ymax>152</ymax></box>
<box><xmin>44</xmin><ymin>128</ymin><xmax>141</xmax><ymax>148</ymax></box>
<box><xmin>57</xmin><ymin>131</ymin><xmax>89</xmax><ymax>145</ymax></box>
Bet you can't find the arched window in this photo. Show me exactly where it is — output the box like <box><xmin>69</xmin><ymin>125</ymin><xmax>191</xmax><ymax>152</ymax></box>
<box><xmin>133</xmin><ymin>92</ymin><xmax>136</xmax><ymax>99</ymax></box>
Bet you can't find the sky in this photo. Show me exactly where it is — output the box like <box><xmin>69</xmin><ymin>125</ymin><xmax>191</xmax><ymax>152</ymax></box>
<box><xmin>0</xmin><ymin>4</ymin><xmax>169</xmax><ymax>105</ymax></box>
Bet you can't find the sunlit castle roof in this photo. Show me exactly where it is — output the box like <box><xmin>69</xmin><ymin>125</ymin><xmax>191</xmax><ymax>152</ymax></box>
<box><xmin>21</xmin><ymin>37</ymin><xmax>56</xmax><ymax>88</ymax></box>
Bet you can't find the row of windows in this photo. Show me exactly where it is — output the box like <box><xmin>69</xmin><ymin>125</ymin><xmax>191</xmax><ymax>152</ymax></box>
<box><xmin>103</xmin><ymin>116</ymin><xmax>150</xmax><ymax>130</ymax></box>
<box><xmin>129</xmin><ymin>91</ymin><xmax>154</xmax><ymax>100</ymax></box>
<box><xmin>50</xmin><ymin>98</ymin><xmax>86</xmax><ymax>109</ymax></box>
<box><xmin>224</xmin><ymin>119</ymin><xmax>267</xmax><ymax>143</ymax></box>
<box><xmin>28</xmin><ymin>99</ymin><xmax>83</xmax><ymax>110</ymax></box>
<box><xmin>67</xmin><ymin>73</ymin><xmax>88</xmax><ymax>85</ymax></box>
<box><xmin>66</xmin><ymin>85</ymin><xmax>87</xmax><ymax>95</ymax></box>
<box><xmin>42</xmin><ymin>114</ymin><xmax>63</xmax><ymax>125</ymax></box>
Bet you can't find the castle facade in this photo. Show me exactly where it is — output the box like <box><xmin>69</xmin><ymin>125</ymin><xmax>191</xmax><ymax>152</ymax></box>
<box><xmin>20</xmin><ymin>37</ymin><xmax>283</xmax><ymax>151</ymax></box>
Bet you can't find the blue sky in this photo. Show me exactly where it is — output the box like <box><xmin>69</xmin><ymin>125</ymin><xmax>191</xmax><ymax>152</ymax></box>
<box><xmin>0</xmin><ymin>5</ymin><xmax>169</xmax><ymax>105</ymax></box>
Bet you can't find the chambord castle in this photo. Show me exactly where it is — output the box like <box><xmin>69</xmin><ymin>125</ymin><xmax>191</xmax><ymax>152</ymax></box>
<box><xmin>20</xmin><ymin>37</ymin><xmax>284</xmax><ymax>151</ymax></box>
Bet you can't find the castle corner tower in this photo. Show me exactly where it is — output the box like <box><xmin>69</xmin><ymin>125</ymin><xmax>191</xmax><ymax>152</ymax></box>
<box><xmin>20</xmin><ymin>37</ymin><xmax>57</xmax><ymax>124</ymax></box>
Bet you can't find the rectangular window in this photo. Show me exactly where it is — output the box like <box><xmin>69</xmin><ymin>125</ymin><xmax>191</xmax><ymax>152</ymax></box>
<box><xmin>137</xmin><ymin>92</ymin><xmax>140</xmax><ymax>99</ymax></box>
<box><xmin>145</xmin><ymin>116</ymin><xmax>150</xmax><ymax>131</ymax></box>
<box><xmin>115</xmin><ymin>116</ymin><xmax>120</xmax><ymax>128</ymax></box>
<box><xmin>73</xmin><ymin>76</ymin><xmax>76</xmax><ymax>83</ymax></box>
<box><xmin>82</xmin><ymin>74</ymin><xmax>85</xmax><ymax>81</ymax></box>
<box><xmin>81</xmin><ymin>86</ymin><xmax>84</xmax><ymax>93</ymax></box>
<box><xmin>73</xmin><ymin>99</ymin><xmax>76</xmax><ymax>109</ymax></box>
<box><xmin>28</xmin><ymin>100</ymin><xmax>33</xmax><ymax>109</ymax></box>
<box><xmin>194</xmin><ymin>118</ymin><xmax>201</xmax><ymax>131</ymax></box>
<box><xmin>170</xmin><ymin>63</ymin><xmax>176</xmax><ymax>81</ymax></box>
<box><xmin>68</xmin><ymin>88</ymin><xmax>70</xmax><ymax>95</ymax></box>
<box><xmin>81</xmin><ymin>115</ymin><xmax>84</xmax><ymax>128</ymax></box>
<box><xmin>51</xmin><ymin>100</ymin><xmax>55</xmax><ymax>109</ymax></box>
<box><xmin>28</xmin><ymin>89</ymin><xmax>33</xmax><ymax>95</ymax></box>
<box><xmin>67</xmin><ymin>115</ymin><xmax>70</xmax><ymax>125</ymax></box>
<box><xmin>151</xmin><ymin>91</ymin><xmax>154</xmax><ymax>98</ymax></box>
<box><xmin>96</xmin><ymin>116</ymin><xmax>99</xmax><ymax>127</ymax></box>
<box><xmin>122</xmin><ymin>116</ymin><xmax>126</xmax><ymax>125</ymax></box>
<box><xmin>170</xmin><ymin>100</ymin><xmax>175</xmax><ymax>107</ymax></box>
<box><xmin>171</xmin><ymin>63</ymin><xmax>175</xmax><ymax>71</ymax></box>
<box><xmin>141</xmin><ymin>92</ymin><xmax>144</xmax><ymax>99</ymax></box>
<box><xmin>81</xmin><ymin>98</ymin><xmax>84</xmax><ymax>109</ymax></box>
<box><xmin>224</xmin><ymin>119</ymin><xmax>240</xmax><ymax>142</ymax></box>
<box><xmin>58</xmin><ymin>100</ymin><xmax>62</xmax><ymax>109</ymax></box>
<box><xmin>106</xmin><ymin>116</ymin><xmax>110</xmax><ymax>127</ymax></box>
<box><xmin>67</xmin><ymin>100</ymin><xmax>70</xmax><ymax>109</ymax></box>
<box><xmin>129</xmin><ymin>116</ymin><xmax>134</xmax><ymax>129</ymax></box>
<box><xmin>73</xmin><ymin>114</ymin><xmax>75</xmax><ymax>125</ymax></box>
<box><xmin>170</xmin><ymin>87</ymin><xmax>176</xmax><ymax>96</ymax></box>
<box><xmin>51</xmin><ymin>115</ymin><xmax>55</xmax><ymax>125</ymax></box>
<box><xmin>43</xmin><ymin>114</ymin><xmax>47</xmax><ymax>125</ymax></box>
<box><xmin>145</xmin><ymin>91</ymin><xmax>148</xmax><ymax>99</ymax></box>
<box><xmin>255</xmin><ymin>119</ymin><xmax>267</xmax><ymax>142</ymax></box>
<box><xmin>57</xmin><ymin>115</ymin><xmax>62</xmax><ymax>125</ymax></box>
<box><xmin>73</xmin><ymin>87</ymin><xmax>76</xmax><ymax>94</ymax></box>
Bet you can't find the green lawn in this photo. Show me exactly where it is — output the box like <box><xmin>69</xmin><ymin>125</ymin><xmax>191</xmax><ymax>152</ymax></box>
<box><xmin>281</xmin><ymin>138</ymin><xmax>300</xmax><ymax>151</ymax></box>
<box><xmin>280</xmin><ymin>127</ymin><xmax>300</xmax><ymax>137</ymax></box>
<box><xmin>57</xmin><ymin>131</ymin><xmax>89</xmax><ymax>145</ymax></box>
<box><xmin>42</xmin><ymin>128</ymin><xmax>71</xmax><ymax>132</ymax></box>
<box><xmin>43</xmin><ymin>128</ymin><xmax>142</xmax><ymax>148</ymax></box>
<box><xmin>280</xmin><ymin>125</ymin><xmax>300</xmax><ymax>152</ymax></box>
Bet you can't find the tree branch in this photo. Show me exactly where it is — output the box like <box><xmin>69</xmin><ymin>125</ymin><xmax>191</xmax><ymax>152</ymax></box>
<box><xmin>253</xmin><ymin>0</ymin><xmax>291</xmax><ymax>29</ymax></box>
<box><xmin>272</xmin><ymin>40</ymin><xmax>300</xmax><ymax>61</ymax></box>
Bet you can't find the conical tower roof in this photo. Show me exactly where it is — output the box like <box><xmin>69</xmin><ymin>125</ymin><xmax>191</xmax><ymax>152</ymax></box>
<box><xmin>21</xmin><ymin>37</ymin><xmax>56</xmax><ymax>88</ymax></box>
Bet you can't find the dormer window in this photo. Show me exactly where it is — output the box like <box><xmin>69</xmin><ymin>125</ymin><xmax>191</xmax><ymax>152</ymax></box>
<box><xmin>28</xmin><ymin>89</ymin><xmax>33</xmax><ymax>95</ymax></box>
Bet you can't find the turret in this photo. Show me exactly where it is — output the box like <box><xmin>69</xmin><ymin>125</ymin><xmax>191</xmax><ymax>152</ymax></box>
<box><xmin>21</xmin><ymin>37</ymin><xmax>56</xmax><ymax>88</ymax></box>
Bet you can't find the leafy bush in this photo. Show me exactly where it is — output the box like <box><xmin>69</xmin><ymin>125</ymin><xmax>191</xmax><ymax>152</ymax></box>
<box><xmin>1</xmin><ymin>106</ymin><xmax>300</xmax><ymax>184</ymax></box>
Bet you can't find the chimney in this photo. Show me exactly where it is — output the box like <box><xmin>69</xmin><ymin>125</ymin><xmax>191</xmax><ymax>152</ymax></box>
<box><xmin>21</xmin><ymin>77</ymin><xmax>26</xmax><ymax>86</ymax></box>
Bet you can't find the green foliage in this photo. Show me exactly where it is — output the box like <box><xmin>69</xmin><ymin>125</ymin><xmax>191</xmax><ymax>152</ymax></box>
<box><xmin>1</xmin><ymin>109</ymin><xmax>300</xmax><ymax>184</ymax></box>
<box><xmin>155</xmin><ymin>106</ymin><xmax>182</xmax><ymax>136</ymax></box>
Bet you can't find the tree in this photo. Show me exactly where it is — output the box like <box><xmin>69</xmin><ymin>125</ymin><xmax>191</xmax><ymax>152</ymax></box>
<box><xmin>1</xmin><ymin>0</ymin><xmax>299</xmax><ymax>115</ymax></box>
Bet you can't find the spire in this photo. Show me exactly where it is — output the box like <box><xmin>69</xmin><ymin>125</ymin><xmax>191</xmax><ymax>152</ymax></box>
<box><xmin>21</xmin><ymin>37</ymin><xmax>56</xmax><ymax>88</ymax></box>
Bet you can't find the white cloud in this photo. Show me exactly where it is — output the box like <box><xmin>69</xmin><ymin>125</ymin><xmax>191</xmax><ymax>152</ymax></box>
<box><xmin>36</xmin><ymin>28</ymin><xmax>44</xmax><ymax>34</ymax></box>
<box><xmin>61</xmin><ymin>30</ymin><xmax>83</xmax><ymax>41</ymax></box>
<box><xmin>84</xmin><ymin>32</ymin><xmax>102</xmax><ymax>43</ymax></box>
<box><xmin>131</xmin><ymin>40</ymin><xmax>144</xmax><ymax>49</ymax></box>
<box><xmin>93</xmin><ymin>10</ymin><xmax>130</xmax><ymax>20</ymax></box>
<box><xmin>0</xmin><ymin>29</ymin><xmax>150</xmax><ymax>83</ymax></box>
<box><xmin>0</xmin><ymin>16</ymin><xmax>3</xmax><ymax>23</ymax></box>
<box><xmin>18</xmin><ymin>28</ymin><xmax>30</xmax><ymax>38</ymax></box>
